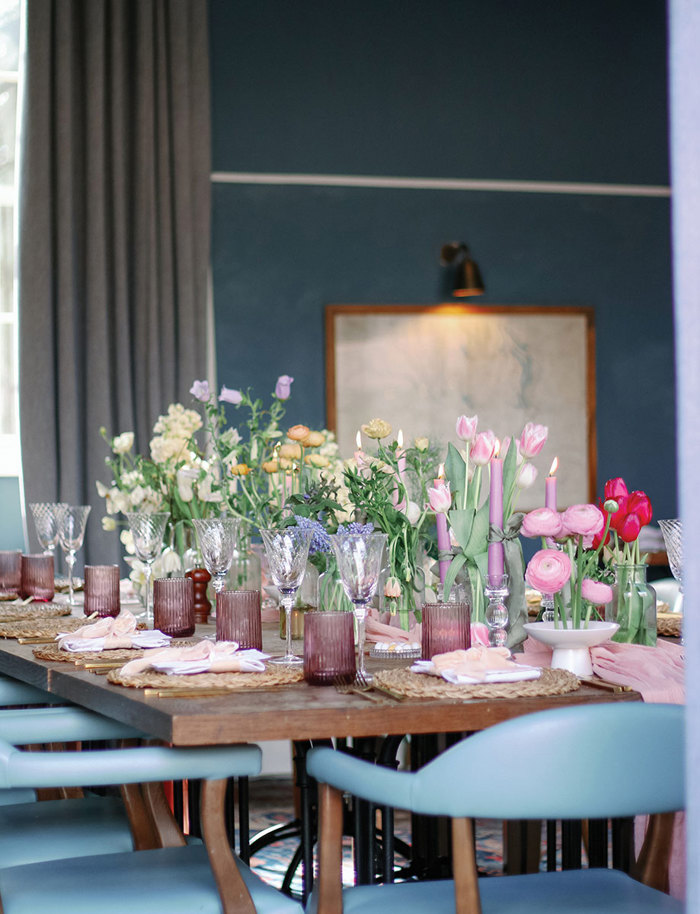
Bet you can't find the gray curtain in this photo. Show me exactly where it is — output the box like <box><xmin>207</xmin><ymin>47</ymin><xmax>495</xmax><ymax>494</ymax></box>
<box><xmin>670</xmin><ymin>1</ymin><xmax>700</xmax><ymax>904</ymax></box>
<box><xmin>18</xmin><ymin>0</ymin><xmax>211</xmax><ymax>565</ymax></box>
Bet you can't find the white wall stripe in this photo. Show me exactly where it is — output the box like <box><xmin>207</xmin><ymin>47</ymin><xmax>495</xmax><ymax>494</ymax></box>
<box><xmin>211</xmin><ymin>171</ymin><xmax>671</xmax><ymax>199</ymax></box>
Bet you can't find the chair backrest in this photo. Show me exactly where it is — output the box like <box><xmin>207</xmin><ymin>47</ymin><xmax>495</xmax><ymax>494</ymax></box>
<box><xmin>0</xmin><ymin>706</ymin><xmax>145</xmax><ymax>745</ymax></box>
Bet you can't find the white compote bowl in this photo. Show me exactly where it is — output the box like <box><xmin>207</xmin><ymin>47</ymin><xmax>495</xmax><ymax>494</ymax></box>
<box><xmin>523</xmin><ymin>620</ymin><xmax>619</xmax><ymax>678</ymax></box>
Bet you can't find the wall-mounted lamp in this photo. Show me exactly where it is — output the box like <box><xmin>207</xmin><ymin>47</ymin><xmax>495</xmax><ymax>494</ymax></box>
<box><xmin>440</xmin><ymin>242</ymin><xmax>485</xmax><ymax>297</ymax></box>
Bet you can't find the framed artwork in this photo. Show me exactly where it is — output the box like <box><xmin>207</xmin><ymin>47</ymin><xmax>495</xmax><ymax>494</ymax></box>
<box><xmin>325</xmin><ymin>304</ymin><xmax>596</xmax><ymax>507</ymax></box>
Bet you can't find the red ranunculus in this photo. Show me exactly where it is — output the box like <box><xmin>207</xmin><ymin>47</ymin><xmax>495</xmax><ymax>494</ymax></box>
<box><xmin>617</xmin><ymin>512</ymin><xmax>642</xmax><ymax>543</ymax></box>
<box><xmin>604</xmin><ymin>477</ymin><xmax>628</xmax><ymax>500</ymax></box>
<box><xmin>627</xmin><ymin>490</ymin><xmax>652</xmax><ymax>526</ymax></box>
<box><xmin>609</xmin><ymin>495</ymin><xmax>630</xmax><ymax>533</ymax></box>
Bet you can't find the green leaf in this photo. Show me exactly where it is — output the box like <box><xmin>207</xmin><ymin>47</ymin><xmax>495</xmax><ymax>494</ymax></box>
<box><xmin>444</xmin><ymin>443</ymin><xmax>466</xmax><ymax>501</ymax></box>
<box><xmin>448</xmin><ymin>508</ymin><xmax>475</xmax><ymax>550</ymax></box>
<box><xmin>464</xmin><ymin>502</ymin><xmax>490</xmax><ymax>558</ymax></box>
<box><xmin>443</xmin><ymin>552</ymin><xmax>467</xmax><ymax>603</ymax></box>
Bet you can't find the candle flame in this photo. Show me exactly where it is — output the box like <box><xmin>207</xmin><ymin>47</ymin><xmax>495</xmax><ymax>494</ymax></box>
<box><xmin>438</xmin><ymin>463</ymin><xmax>445</xmax><ymax>479</ymax></box>
<box><xmin>356</xmin><ymin>430</ymin><xmax>362</xmax><ymax>449</ymax></box>
<box><xmin>549</xmin><ymin>456</ymin><xmax>559</xmax><ymax>477</ymax></box>
<box><xmin>397</xmin><ymin>429</ymin><xmax>404</xmax><ymax>448</ymax></box>
<box><xmin>493</xmin><ymin>439</ymin><xmax>501</xmax><ymax>458</ymax></box>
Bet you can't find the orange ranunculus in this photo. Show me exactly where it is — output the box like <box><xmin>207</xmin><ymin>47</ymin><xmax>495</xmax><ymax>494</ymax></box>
<box><xmin>287</xmin><ymin>425</ymin><xmax>310</xmax><ymax>442</ymax></box>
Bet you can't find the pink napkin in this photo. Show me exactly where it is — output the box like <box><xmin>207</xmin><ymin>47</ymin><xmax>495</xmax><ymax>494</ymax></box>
<box><xmin>119</xmin><ymin>640</ymin><xmax>268</xmax><ymax>676</ymax></box>
<box><xmin>365</xmin><ymin>609</ymin><xmax>422</xmax><ymax>645</ymax></box>
<box><xmin>413</xmin><ymin>646</ymin><xmax>541</xmax><ymax>685</ymax></box>
<box><xmin>57</xmin><ymin>610</ymin><xmax>170</xmax><ymax>652</ymax></box>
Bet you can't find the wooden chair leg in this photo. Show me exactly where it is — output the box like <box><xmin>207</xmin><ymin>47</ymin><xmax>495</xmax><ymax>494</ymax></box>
<box><xmin>452</xmin><ymin>818</ymin><xmax>482</xmax><ymax>914</ymax></box>
<box><xmin>634</xmin><ymin>812</ymin><xmax>675</xmax><ymax>893</ymax></box>
<box><xmin>120</xmin><ymin>783</ymin><xmax>160</xmax><ymax>850</ymax></box>
<box><xmin>316</xmin><ymin>783</ymin><xmax>344</xmax><ymax>914</ymax></box>
<box><xmin>141</xmin><ymin>781</ymin><xmax>187</xmax><ymax>848</ymax></box>
<box><xmin>200</xmin><ymin>778</ymin><xmax>256</xmax><ymax>914</ymax></box>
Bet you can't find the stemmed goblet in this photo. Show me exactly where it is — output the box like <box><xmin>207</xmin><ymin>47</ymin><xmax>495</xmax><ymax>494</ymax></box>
<box><xmin>260</xmin><ymin>527</ymin><xmax>314</xmax><ymax>665</ymax></box>
<box><xmin>659</xmin><ymin>518</ymin><xmax>684</xmax><ymax>613</ymax></box>
<box><xmin>330</xmin><ymin>532</ymin><xmax>387</xmax><ymax>683</ymax></box>
<box><xmin>192</xmin><ymin>517</ymin><xmax>240</xmax><ymax>596</ymax></box>
<box><xmin>125</xmin><ymin>512</ymin><xmax>169</xmax><ymax>626</ymax></box>
<box><xmin>56</xmin><ymin>505</ymin><xmax>91</xmax><ymax>607</ymax></box>
<box><xmin>30</xmin><ymin>502</ymin><xmax>67</xmax><ymax>565</ymax></box>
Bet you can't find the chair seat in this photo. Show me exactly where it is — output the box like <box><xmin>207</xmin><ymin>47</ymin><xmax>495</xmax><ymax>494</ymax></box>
<box><xmin>0</xmin><ymin>795</ymin><xmax>133</xmax><ymax>867</ymax></box>
<box><xmin>0</xmin><ymin>844</ymin><xmax>303</xmax><ymax>914</ymax></box>
<box><xmin>0</xmin><ymin>788</ymin><xmax>36</xmax><ymax>806</ymax></box>
<box><xmin>308</xmin><ymin>868</ymin><xmax>682</xmax><ymax>914</ymax></box>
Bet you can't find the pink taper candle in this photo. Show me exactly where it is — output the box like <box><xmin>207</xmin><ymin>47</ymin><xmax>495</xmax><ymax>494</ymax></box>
<box><xmin>545</xmin><ymin>456</ymin><xmax>559</xmax><ymax>510</ymax></box>
<box><xmin>487</xmin><ymin>450</ymin><xmax>504</xmax><ymax>581</ymax></box>
<box><xmin>434</xmin><ymin>466</ymin><xmax>451</xmax><ymax>588</ymax></box>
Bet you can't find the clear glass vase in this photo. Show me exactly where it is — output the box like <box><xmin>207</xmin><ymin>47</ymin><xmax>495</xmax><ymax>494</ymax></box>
<box><xmin>317</xmin><ymin>555</ymin><xmax>353</xmax><ymax>612</ymax></box>
<box><xmin>280</xmin><ymin>560</ymin><xmax>319</xmax><ymax>640</ymax></box>
<box><xmin>607</xmin><ymin>563</ymin><xmax>657</xmax><ymax>646</ymax></box>
<box><xmin>226</xmin><ymin>529</ymin><xmax>262</xmax><ymax>592</ymax></box>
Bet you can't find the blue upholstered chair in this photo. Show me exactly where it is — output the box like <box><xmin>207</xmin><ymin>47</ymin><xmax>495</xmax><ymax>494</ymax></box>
<box><xmin>0</xmin><ymin>722</ymin><xmax>303</xmax><ymax>913</ymax></box>
<box><xmin>306</xmin><ymin>703</ymin><xmax>684</xmax><ymax>914</ymax></box>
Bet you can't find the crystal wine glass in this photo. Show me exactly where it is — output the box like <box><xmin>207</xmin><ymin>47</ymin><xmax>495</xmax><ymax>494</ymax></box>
<box><xmin>30</xmin><ymin>502</ymin><xmax>67</xmax><ymax>563</ymax></box>
<box><xmin>330</xmin><ymin>532</ymin><xmax>387</xmax><ymax>683</ymax></box>
<box><xmin>56</xmin><ymin>505</ymin><xmax>91</xmax><ymax>607</ymax></box>
<box><xmin>260</xmin><ymin>526</ymin><xmax>314</xmax><ymax>665</ymax></box>
<box><xmin>192</xmin><ymin>517</ymin><xmax>240</xmax><ymax>595</ymax></box>
<box><xmin>126</xmin><ymin>512</ymin><xmax>169</xmax><ymax>626</ymax></box>
<box><xmin>659</xmin><ymin>518</ymin><xmax>684</xmax><ymax>613</ymax></box>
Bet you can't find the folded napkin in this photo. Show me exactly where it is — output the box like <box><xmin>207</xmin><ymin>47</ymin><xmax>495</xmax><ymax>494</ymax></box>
<box><xmin>365</xmin><ymin>609</ymin><xmax>422</xmax><ymax>645</ymax></box>
<box><xmin>57</xmin><ymin>610</ymin><xmax>171</xmax><ymax>653</ymax></box>
<box><xmin>119</xmin><ymin>640</ymin><xmax>269</xmax><ymax>677</ymax></box>
<box><xmin>412</xmin><ymin>645</ymin><xmax>541</xmax><ymax>685</ymax></box>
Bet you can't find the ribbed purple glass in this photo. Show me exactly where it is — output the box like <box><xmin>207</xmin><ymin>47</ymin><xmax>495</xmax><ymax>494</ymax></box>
<box><xmin>84</xmin><ymin>565</ymin><xmax>120</xmax><ymax>618</ymax></box>
<box><xmin>303</xmin><ymin>611</ymin><xmax>356</xmax><ymax>686</ymax></box>
<box><xmin>20</xmin><ymin>554</ymin><xmax>55</xmax><ymax>601</ymax></box>
<box><xmin>216</xmin><ymin>590</ymin><xmax>262</xmax><ymax>650</ymax></box>
<box><xmin>0</xmin><ymin>551</ymin><xmax>21</xmax><ymax>591</ymax></box>
<box><xmin>153</xmin><ymin>577</ymin><xmax>195</xmax><ymax>638</ymax></box>
<box><xmin>421</xmin><ymin>601</ymin><xmax>471</xmax><ymax>660</ymax></box>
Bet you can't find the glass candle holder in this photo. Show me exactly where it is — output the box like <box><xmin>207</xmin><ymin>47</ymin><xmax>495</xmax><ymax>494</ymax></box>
<box><xmin>0</xmin><ymin>550</ymin><xmax>22</xmax><ymax>592</ymax></box>
<box><xmin>421</xmin><ymin>601</ymin><xmax>471</xmax><ymax>660</ymax></box>
<box><xmin>216</xmin><ymin>590</ymin><xmax>263</xmax><ymax>650</ymax></box>
<box><xmin>84</xmin><ymin>565</ymin><xmax>120</xmax><ymax>618</ymax></box>
<box><xmin>20</xmin><ymin>554</ymin><xmax>55</xmax><ymax>601</ymax></box>
<box><xmin>303</xmin><ymin>611</ymin><xmax>356</xmax><ymax>686</ymax></box>
<box><xmin>153</xmin><ymin>577</ymin><xmax>195</xmax><ymax>638</ymax></box>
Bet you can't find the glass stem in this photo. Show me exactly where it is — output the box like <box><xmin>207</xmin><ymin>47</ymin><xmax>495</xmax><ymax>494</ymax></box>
<box><xmin>283</xmin><ymin>592</ymin><xmax>295</xmax><ymax>659</ymax></box>
<box><xmin>354</xmin><ymin>603</ymin><xmax>367</xmax><ymax>676</ymax></box>
<box><xmin>144</xmin><ymin>562</ymin><xmax>153</xmax><ymax>627</ymax></box>
<box><xmin>66</xmin><ymin>551</ymin><xmax>76</xmax><ymax>606</ymax></box>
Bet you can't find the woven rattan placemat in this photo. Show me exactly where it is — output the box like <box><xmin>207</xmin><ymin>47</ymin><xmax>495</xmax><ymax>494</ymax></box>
<box><xmin>34</xmin><ymin>638</ymin><xmax>198</xmax><ymax>665</ymax></box>
<box><xmin>373</xmin><ymin>666</ymin><xmax>579</xmax><ymax>701</ymax></box>
<box><xmin>0</xmin><ymin>603</ymin><xmax>71</xmax><ymax>623</ymax></box>
<box><xmin>107</xmin><ymin>666</ymin><xmax>304</xmax><ymax>691</ymax></box>
<box><xmin>0</xmin><ymin>591</ymin><xmax>19</xmax><ymax>602</ymax></box>
<box><xmin>657</xmin><ymin>612</ymin><xmax>682</xmax><ymax>638</ymax></box>
<box><xmin>0</xmin><ymin>616</ymin><xmax>84</xmax><ymax>640</ymax></box>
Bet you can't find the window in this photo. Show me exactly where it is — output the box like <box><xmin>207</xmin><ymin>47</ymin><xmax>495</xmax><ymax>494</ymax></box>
<box><xmin>0</xmin><ymin>0</ymin><xmax>21</xmax><ymax>476</ymax></box>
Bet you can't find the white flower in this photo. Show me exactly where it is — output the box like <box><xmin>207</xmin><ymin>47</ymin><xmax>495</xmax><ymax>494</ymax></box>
<box><xmin>177</xmin><ymin>467</ymin><xmax>197</xmax><ymax>502</ymax></box>
<box><xmin>403</xmin><ymin>500</ymin><xmax>422</xmax><ymax>525</ymax></box>
<box><xmin>160</xmin><ymin>547</ymin><xmax>182</xmax><ymax>574</ymax></box>
<box><xmin>219</xmin><ymin>427</ymin><xmax>241</xmax><ymax>449</ymax></box>
<box><xmin>198</xmin><ymin>473</ymin><xmax>223</xmax><ymax>503</ymax></box>
<box><xmin>130</xmin><ymin>485</ymin><xmax>145</xmax><ymax>507</ymax></box>
<box><xmin>101</xmin><ymin>516</ymin><xmax>117</xmax><ymax>532</ymax></box>
<box><xmin>516</xmin><ymin>462</ymin><xmax>538</xmax><ymax>489</ymax></box>
<box><xmin>120</xmin><ymin>529</ymin><xmax>135</xmax><ymax>554</ymax></box>
<box><xmin>96</xmin><ymin>480</ymin><xmax>109</xmax><ymax>497</ymax></box>
<box><xmin>112</xmin><ymin>432</ymin><xmax>134</xmax><ymax>455</ymax></box>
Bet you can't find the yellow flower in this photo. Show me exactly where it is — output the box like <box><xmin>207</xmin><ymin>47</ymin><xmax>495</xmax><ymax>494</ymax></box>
<box><xmin>278</xmin><ymin>457</ymin><xmax>293</xmax><ymax>469</ymax></box>
<box><xmin>361</xmin><ymin>418</ymin><xmax>392</xmax><ymax>440</ymax></box>
<box><xmin>304</xmin><ymin>454</ymin><xmax>330</xmax><ymax>468</ymax></box>
<box><xmin>414</xmin><ymin>437</ymin><xmax>429</xmax><ymax>452</ymax></box>
<box><xmin>230</xmin><ymin>463</ymin><xmax>251</xmax><ymax>477</ymax></box>
<box><xmin>301</xmin><ymin>430</ymin><xmax>324</xmax><ymax>448</ymax></box>
<box><xmin>262</xmin><ymin>460</ymin><xmax>279</xmax><ymax>474</ymax></box>
<box><xmin>279</xmin><ymin>443</ymin><xmax>302</xmax><ymax>460</ymax></box>
<box><xmin>287</xmin><ymin>424</ymin><xmax>310</xmax><ymax>442</ymax></box>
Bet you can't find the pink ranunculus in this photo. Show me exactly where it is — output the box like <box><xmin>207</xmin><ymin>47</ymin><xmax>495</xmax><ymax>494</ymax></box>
<box><xmin>274</xmin><ymin>375</ymin><xmax>294</xmax><ymax>400</ymax></box>
<box><xmin>515</xmin><ymin>462</ymin><xmax>538</xmax><ymax>489</ymax></box>
<box><xmin>189</xmin><ymin>379</ymin><xmax>210</xmax><ymax>401</ymax></box>
<box><xmin>521</xmin><ymin>507</ymin><xmax>563</xmax><ymax>538</ymax></box>
<box><xmin>561</xmin><ymin>503</ymin><xmax>605</xmax><ymax>538</ymax></box>
<box><xmin>519</xmin><ymin>422</ymin><xmax>548</xmax><ymax>459</ymax></box>
<box><xmin>455</xmin><ymin>414</ymin><xmax>478</xmax><ymax>442</ymax></box>
<box><xmin>469</xmin><ymin>430</ymin><xmax>497</xmax><ymax>466</ymax></box>
<box><xmin>219</xmin><ymin>385</ymin><xmax>243</xmax><ymax>405</ymax></box>
<box><xmin>525</xmin><ymin>549</ymin><xmax>572</xmax><ymax>594</ymax></box>
<box><xmin>581</xmin><ymin>578</ymin><xmax>614</xmax><ymax>606</ymax></box>
<box><xmin>428</xmin><ymin>480</ymin><xmax>451</xmax><ymax>514</ymax></box>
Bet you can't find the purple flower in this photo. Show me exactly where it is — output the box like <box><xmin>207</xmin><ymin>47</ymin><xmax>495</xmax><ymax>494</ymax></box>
<box><xmin>190</xmin><ymin>379</ymin><xmax>210</xmax><ymax>401</ymax></box>
<box><xmin>337</xmin><ymin>522</ymin><xmax>375</xmax><ymax>536</ymax></box>
<box><xmin>219</xmin><ymin>385</ymin><xmax>243</xmax><ymax>405</ymax></box>
<box><xmin>294</xmin><ymin>515</ymin><xmax>331</xmax><ymax>554</ymax></box>
<box><xmin>275</xmin><ymin>375</ymin><xmax>294</xmax><ymax>400</ymax></box>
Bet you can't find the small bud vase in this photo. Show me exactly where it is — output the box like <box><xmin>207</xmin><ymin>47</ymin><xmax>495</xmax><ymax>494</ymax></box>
<box><xmin>607</xmin><ymin>563</ymin><xmax>657</xmax><ymax>646</ymax></box>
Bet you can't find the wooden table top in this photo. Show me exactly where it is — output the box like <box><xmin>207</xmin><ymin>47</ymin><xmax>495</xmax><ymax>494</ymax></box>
<box><xmin>0</xmin><ymin>623</ymin><xmax>641</xmax><ymax>747</ymax></box>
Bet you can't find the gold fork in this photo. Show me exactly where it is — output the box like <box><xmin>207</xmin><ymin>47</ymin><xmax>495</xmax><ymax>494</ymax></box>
<box><xmin>333</xmin><ymin>674</ymin><xmax>385</xmax><ymax>702</ymax></box>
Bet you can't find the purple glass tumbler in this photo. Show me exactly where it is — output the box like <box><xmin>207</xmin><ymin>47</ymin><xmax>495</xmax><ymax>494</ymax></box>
<box><xmin>20</xmin><ymin>554</ymin><xmax>55</xmax><ymax>601</ymax></box>
<box><xmin>153</xmin><ymin>577</ymin><xmax>195</xmax><ymax>638</ymax></box>
<box><xmin>303</xmin><ymin>611</ymin><xmax>356</xmax><ymax>686</ymax></box>
<box><xmin>421</xmin><ymin>601</ymin><xmax>471</xmax><ymax>660</ymax></box>
<box><xmin>84</xmin><ymin>565</ymin><xmax>120</xmax><ymax>618</ymax></box>
<box><xmin>0</xmin><ymin>551</ymin><xmax>21</xmax><ymax>592</ymax></box>
<box><xmin>216</xmin><ymin>590</ymin><xmax>263</xmax><ymax>650</ymax></box>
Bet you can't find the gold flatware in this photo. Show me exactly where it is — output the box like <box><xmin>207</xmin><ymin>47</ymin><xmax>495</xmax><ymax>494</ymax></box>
<box><xmin>80</xmin><ymin>662</ymin><xmax>126</xmax><ymax>670</ymax></box>
<box><xmin>369</xmin><ymin>682</ymin><xmax>405</xmax><ymax>702</ymax></box>
<box><xmin>18</xmin><ymin>637</ymin><xmax>57</xmax><ymax>644</ymax></box>
<box><xmin>144</xmin><ymin>688</ymin><xmax>235</xmax><ymax>699</ymax></box>
<box><xmin>581</xmin><ymin>677</ymin><xmax>631</xmax><ymax>693</ymax></box>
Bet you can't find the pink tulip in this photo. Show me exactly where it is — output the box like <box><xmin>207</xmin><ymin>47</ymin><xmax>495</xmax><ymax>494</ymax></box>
<box><xmin>470</xmin><ymin>622</ymin><xmax>490</xmax><ymax>646</ymax></box>
<box><xmin>189</xmin><ymin>379</ymin><xmax>210</xmax><ymax>401</ymax></box>
<box><xmin>515</xmin><ymin>462</ymin><xmax>538</xmax><ymax>489</ymax></box>
<box><xmin>455</xmin><ymin>415</ymin><xmax>478</xmax><ymax>442</ymax></box>
<box><xmin>470</xmin><ymin>430</ymin><xmax>497</xmax><ymax>466</ymax></box>
<box><xmin>561</xmin><ymin>504</ymin><xmax>605</xmax><ymax>538</ymax></box>
<box><xmin>519</xmin><ymin>422</ymin><xmax>548</xmax><ymax>459</ymax></box>
<box><xmin>521</xmin><ymin>507</ymin><xmax>563</xmax><ymax>538</ymax></box>
<box><xmin>581</xmin><ymin>578</ymin><xmax>614</xmax><ymax>606</ymax></box>
<box><xmin>428</xmin><ymin>480</ymin><xmax>451</xmax><ymax>514</ymax></box>
<box><xmin>274</xmin><ymin>375</ymin><xmax>294</xmax><ymax>400</ymax></box>
<box><xmin>525</xmin><ymin>549</ymin><xmax>572</xmax><ymax>594</ymax></box>
<box><xmin>219</xmin><ymin>385</ymin><xmax>242</xmax><ymax>405</ymax></box>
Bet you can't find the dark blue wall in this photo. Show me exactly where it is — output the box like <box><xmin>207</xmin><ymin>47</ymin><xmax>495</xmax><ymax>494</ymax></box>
<box><xmin>209</xmin><ymin>0</ymin><xmax>675</xmax><ymax>516</ymax></box>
